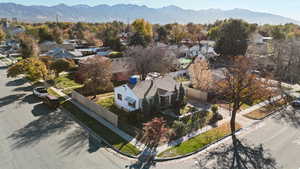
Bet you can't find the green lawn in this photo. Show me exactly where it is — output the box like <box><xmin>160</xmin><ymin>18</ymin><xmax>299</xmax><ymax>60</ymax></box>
<box><xmin>47</xmin><ymin>88</ymin><xmax>67</xmax><ymax>103</ymax></box>
<box><xmin>175</xmin><ymin>76</ymin><xmax>190</xmax><ymax>83</ymax></box>
<box><xmin>96</xmin><ymin>96</ymin><xmax>128</xmax><ymax>115</ymax></box>
<box><xmin>54</xmin><ymin>74</ymin><xmax>83</xmax><ymax>90</ymax></box>
<box><xmin>158</xmin><ymin>123</ymin><xmax>241</xmax><ymax>158</ymax></box>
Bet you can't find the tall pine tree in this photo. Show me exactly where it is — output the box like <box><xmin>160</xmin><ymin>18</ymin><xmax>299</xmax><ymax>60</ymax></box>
<box><xmin>215</xmin><ymin>19</ymin><xmax>248</xmax><ymax>58</ymax></box>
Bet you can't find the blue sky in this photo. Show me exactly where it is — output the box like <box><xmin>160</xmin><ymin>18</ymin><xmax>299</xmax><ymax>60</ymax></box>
<box><xmin>2</xmin><ymin>0</ymin><xmax>300</xmax><ymax>20</ymax></box>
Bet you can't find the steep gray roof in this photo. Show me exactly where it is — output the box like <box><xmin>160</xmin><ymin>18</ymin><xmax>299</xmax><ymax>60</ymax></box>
<box><xmin>128</xmin><ymin>76</ymin><xmax>179</xmax><ymax>99</ymax></box>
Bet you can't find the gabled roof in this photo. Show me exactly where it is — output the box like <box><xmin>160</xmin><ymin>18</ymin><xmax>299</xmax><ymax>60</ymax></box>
<box><xmin>127</xmin><ymin>76</ymin><xmax>179</xmax><ymax>99</ymax></box>
<box><xmin>43</xmin><ymin>48</ymin><xmax>83</xmax><ymax>59</ymax></box>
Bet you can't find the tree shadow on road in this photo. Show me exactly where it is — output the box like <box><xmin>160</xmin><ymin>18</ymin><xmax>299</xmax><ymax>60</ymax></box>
<box><xmin>0</xmin><ymin>93</ymin><xmax>26</xmax><ymax>108</ymax></box>
<box><xmin>57</xmin><ymin>127</ymin><xmax>103</xmax><ymax>156</ymax></box>
<box><xmin>6</xmin><ymin>78</ymin><xmax>27</xmax><ymax>86</ymax></box>
<box><xmin>19</xmin><ymin>94</ymin><xmax>41</xmax><ymax>105</ymax></box>
<box><xmin>8</xmin><ymin>110</ymin><xmax>74</xmax><ymax>150</ymax></box>
<box><xmin>194</xmin><ymin>136</ymin><xmax>281</xmax><ymax>169</ymax></box>
<box><xmin>13</xmin><ymin>85</ymin><xmax>34</xmax><ymax>92</ymax></box>
<box><xmin>31</xmin><ymin>103</ymin><xmax>53</xmax><ymax>116</ymax></box>
<box><xmin>272</xmin><ymin>107</ymin><xmax>300</xmax><ymax>128</ymax></box>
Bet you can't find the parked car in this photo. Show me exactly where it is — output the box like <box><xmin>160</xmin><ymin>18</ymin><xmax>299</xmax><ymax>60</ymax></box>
<box><xmin>291</xmin><ymin>99</ymin><xmax>300</xmax><ymax>108</ymax></box>
<box><xmin>33</xmin><ymin>87</ymin><xmax>48</xmax><ymax>98</ymax></box>
<box><xmin>42</xmin><ymin>95</ymin><xmax>60</xmax><ymax>109</ymax></box>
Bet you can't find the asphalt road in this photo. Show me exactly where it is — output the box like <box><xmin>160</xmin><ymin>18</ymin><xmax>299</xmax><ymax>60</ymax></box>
<box><xmin>244</xmin><ymin>108</ymin><xmax>300</xmax><ymax>169</ymax></box>
<box><xmin>0</xmin><ymin>62</ymin><xmax>132</xmax><ymax>169</ymax></box>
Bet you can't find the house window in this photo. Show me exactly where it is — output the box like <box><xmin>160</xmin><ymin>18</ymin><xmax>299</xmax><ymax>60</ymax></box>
<box><xmin>160</xmin><ymin>96</ymin><xmax>170</xmax><ymax>107</ymax></box>
<box><xmin>128</xmin><ymin>101</ymin><xmax>136</xmax><ymax>108</ymax></box>
<box><xmin>117</xmin><ymin>94</ymin><xmax>122</xmax><ymax>101</ymax></box>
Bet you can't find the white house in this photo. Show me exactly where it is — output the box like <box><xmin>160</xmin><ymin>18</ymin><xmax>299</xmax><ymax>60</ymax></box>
<box><xmin>114</xmin><ymin>76</ymin><xmax>180</xmax><ymax>112</ymax></box>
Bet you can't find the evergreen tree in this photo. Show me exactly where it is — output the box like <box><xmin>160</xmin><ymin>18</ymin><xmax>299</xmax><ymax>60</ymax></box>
<box><xmin>129</xmin><ymin>32</ymin><xmax>148</xmax><ymax>47</ymax></box>
<box><xmin>142</xmin><ymin>97</ymin><xmax>150</xmax><ymax>115</ymax></box>
<box><xmin>178</xmin><ymin>83</ymin><xmax>185</xmax><ymax>106</ymax></box>
<box><xmin>215</xmin><ymin>19</ymin><xmax>248</xmax><ymax>57</ymax></box>
<box><xmin>171</xmin><ymin>86</ymin><xmax>178</xmax><ymax>106</ymax></box>
<box><xmin>152</xmin><ymin>91</ymin><xmax>160</xmax><ymax>112</ymax></box>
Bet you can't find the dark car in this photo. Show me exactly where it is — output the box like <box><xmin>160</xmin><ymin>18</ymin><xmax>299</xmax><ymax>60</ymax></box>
<box><xmin>291</xmin><ymin>99</ymin><xmax>300</xmax><ymax>108</ymax></box>
<box><xmin>42</xmin><ymin>95</ymin><xmax>60</xmax><ymax>109</ymax></box>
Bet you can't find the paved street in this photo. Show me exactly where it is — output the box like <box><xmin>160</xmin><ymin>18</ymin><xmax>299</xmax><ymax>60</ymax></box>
<box><xmin>245</xmin><ymin>108</ymin><xmax>300</xmax><ymax>169</ymax></box>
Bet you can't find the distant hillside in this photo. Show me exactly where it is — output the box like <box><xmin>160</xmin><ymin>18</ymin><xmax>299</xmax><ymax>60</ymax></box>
<box><xmin>0</xmin><ymin>3</ymin><xmax>298</xmax><ymax>25</ymax></box>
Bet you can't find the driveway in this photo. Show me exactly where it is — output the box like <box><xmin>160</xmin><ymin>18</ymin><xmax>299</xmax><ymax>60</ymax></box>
<box><xmin>0</xmin><ymin>62</ymin><xmax>131</xmax><ymax>169</ymax></box>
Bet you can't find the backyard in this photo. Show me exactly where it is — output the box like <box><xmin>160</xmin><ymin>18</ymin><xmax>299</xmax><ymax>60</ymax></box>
<box><xmin>53</xmin><ymin>73</ymin><xmax>83</xmax><ymax>94</ymax></box>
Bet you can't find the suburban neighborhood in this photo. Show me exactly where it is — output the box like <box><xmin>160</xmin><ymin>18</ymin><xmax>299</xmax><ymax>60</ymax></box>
<box><xmin>0</xmin><ymin>1</ymin><xmax>300</xmax><ymax>169</ymax></box>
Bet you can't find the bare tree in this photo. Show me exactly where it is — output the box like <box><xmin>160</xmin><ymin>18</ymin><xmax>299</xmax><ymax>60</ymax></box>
<box><xmin>77</xmin><ymin>56</ymin><xmax>113</xmax><ymax>97</ymax></box>
<box><xmin>270</xmin><ymin>39</ymin><xmax>300</xmax><ymax>84</ymax></box>
<box><xmin>217</xmin><ymin>56</ymin><xmax>275</xmax><ymax>168</ymax></box>
<box><xmin>189</xmin><ymin>59</ymin><xmax>213</xmax><ymax>91</ymax></box>
<box><xmin>125</xmin><ymin>46</ymin><xmax>176</xmax><ymax>80</ymax></box>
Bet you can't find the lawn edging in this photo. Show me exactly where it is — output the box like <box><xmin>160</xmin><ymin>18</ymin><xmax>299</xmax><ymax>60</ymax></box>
<box><xmin>154</xmin><ymin>128</ymin><xmax>242</xmax><ymax>162</ymax></box>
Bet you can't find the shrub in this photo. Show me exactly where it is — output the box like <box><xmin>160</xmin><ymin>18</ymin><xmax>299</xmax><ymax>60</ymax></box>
<box><xmin>171</xmin><ymin>120</ymin><xmax>186</xmax><ymax>139</ymax></box>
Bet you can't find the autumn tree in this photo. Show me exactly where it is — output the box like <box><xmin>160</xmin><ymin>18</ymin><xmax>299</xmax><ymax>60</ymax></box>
<box><xmin>215</xmin><ymin>19</ymin><xmax>249</xmax><ymax>58</ymax></box>
<box><xmin>271</xmin><ymin>26</ymin><xmax>286</xmax><ymax>40</ymax></box>
<box><xmin>169</xmin><ymin>24</ymin><xmax>187</xmax><ymax>45</ymax></box>
<box><xmin>129</xmin><ymin>19</ymin><xmax>153</xmax><ymax>46</ymax></box>
<box><xmin>52</xmin><ymin>27</ymin><xmax>64</xmax><ymax>44</ymax></box>
<box><xmin>189</xmin><ymin>60</ymin><xmax>213</xmax><ymax>91</ymax></box>
<box><xmin>140</xmin><ymin>117</ymin><xmax>170</xmax><ymax>149</ymax></box>
<box><xmin>38</xmin><ymin>26</ymin><xmax>54</xmax><ymax>43</ymax></box>
<box><xmin>0</xmin><ymin>28</ymin><xmax>6</xmax><ymax>41</ymax></box>
<box><xmin>186</xmin><ymin>23</ymin><xmax>204</xmax><ymax>43</ymax></box>
<box><xmin>7</xmin><ymin>57</ymin><xmax>48</xmax><ymax>81</ymax></box>
<box><xmin>83</xmin><ymin>31</ymin><xmax>103</xmax><ymax>47</ymax></box>
<box><xmin>17</xmin><ymin>34</ymin><xmax>39</xmax><ymax>58</ymax></box>
<box><xmin>50</xmin><ymin>59</ymin><xmax>76</xmax><ymax>78</ymax></box>
<box><xmin>125</xmin><ymin>46</ymin><xmax>176</xmax><ymax>80</ymax></box>
<box><xmin>77</xmin><ymin>56</ymin><xmax>113</xmax><ymax>97</ymax></box>
<box><xmin>216</xmin><ymin>56</ymin><xmax>275</xmax><ymax>167</ymax></box>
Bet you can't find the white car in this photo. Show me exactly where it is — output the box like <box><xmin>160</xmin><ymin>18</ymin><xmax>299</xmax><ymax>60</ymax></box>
<box><xmin>33</xmin><ymin>87</ymin><xmax>48</xmax><ymax>98</ymax></box>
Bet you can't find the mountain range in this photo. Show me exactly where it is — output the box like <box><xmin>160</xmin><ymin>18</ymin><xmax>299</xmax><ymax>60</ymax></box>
<box><xmin>0</xmin><ymin>3</ymin><xmax>298</xmax><ymax>25</ymax></box>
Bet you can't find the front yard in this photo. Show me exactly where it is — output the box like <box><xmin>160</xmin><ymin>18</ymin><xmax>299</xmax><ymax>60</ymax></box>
<box><xmin>158</xmin><ymin>123</ymin><xmax>241</xmax><ymax>158</ymax></box>
<box><xmin>243</xmin><ymin>99</ymin><xmax>287</xmax><ymax>120</ymax></box>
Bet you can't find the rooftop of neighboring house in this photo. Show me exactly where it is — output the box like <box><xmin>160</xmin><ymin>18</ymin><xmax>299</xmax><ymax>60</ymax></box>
<box><xmin>126</xmin><ymin>75</ymin><xmax>179</xmax><ymax>99</ymax></box>
<box><xmin>42</xmin><ymin>48</ymin><xmax>82</xmax><ymax>59</ymax></box>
